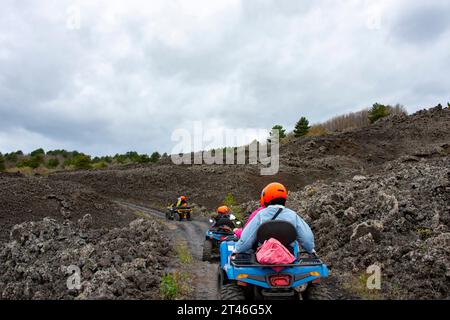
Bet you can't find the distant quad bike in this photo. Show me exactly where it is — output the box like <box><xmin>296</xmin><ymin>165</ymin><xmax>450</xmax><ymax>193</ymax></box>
<box><xmin>166</xmin><ymin>206</ymin><xmax>193</xmax><ymax>221</ymax></box>
<box><xmin>202</xmin><ymin>214</ymin><xmax>241</xmax><ymax>262</ymax></box>
<box><xmin>218</xmin><ymin>220</ymin><xmax>331</xmax><ymax>300</ymax></box>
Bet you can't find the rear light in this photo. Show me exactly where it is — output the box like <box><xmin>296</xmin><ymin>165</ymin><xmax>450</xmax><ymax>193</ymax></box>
<box><xmin>310</xmin><ymin>271</ymin><xmax>321</xmax><ymax>283</ymax></box>
<box><xmin>220</xmin><ymin>236</ymin><xmax>226</xmax><ymax>241</ymax></box>
<box><xmin>269</xmin><ymin>275</ymin><xmax>291</xmax><ymax>287</ymax></box>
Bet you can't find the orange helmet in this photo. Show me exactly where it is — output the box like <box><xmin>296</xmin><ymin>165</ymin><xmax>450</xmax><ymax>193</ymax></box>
<box><xmin>180</xmin><ymin>196</ymin><xmax>187</xmax><ymax>201</ymax></box>
<box><xmin>217</xmin><ymin>206</ymin><xmax>230</xmax><ymax>214</ymax></box>
<box><xmin>260</xmin><ymin>182</ymin><xmax>287</xmax><ymax>206</ymax></box>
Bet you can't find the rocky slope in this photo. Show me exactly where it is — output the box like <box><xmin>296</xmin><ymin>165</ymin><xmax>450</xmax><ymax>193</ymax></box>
<box><xmin>242</xmin><ymin>156</ymin><xmax>449</xmax><ymax>299</ymax></box>
<box><xmin>0</xmin><ymin>217</ymin><xmax>172</xmax><ymax>299</ymax></box>
<box><xmin>0</xmin><ymin>174</ymin><xmax>132</xmax><ymax>242</ymax></box>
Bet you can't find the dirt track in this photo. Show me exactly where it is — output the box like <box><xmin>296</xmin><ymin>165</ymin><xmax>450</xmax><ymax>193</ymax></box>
<box><xmin>116</xmin><ymin>201</ymin><xmax>218</xmax><ymax>300</ymax></box>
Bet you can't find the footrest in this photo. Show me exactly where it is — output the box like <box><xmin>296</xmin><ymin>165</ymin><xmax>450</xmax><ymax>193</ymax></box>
<box><xmin>297</xmin><ymin>258</ymin><xmax>323</xmax><ymax>266</ymax></box>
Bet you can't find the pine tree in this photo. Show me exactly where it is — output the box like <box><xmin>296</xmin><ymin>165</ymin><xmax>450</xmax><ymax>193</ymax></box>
<box><xmin>368</xmin><ymin>103</ymin><xmax>389</xmax><ymax>123</ymax></box>
<box><xmin>271</xmin><ymin>125</ymin><xmax>286</xmax><ymax>139</ymax></box>
<box><xmin>268</xmin><ymin>125</ymin><xmax>286</xmax><ymax>143</ymax></box>
<box><xmin>294</xmin><ymin>117</ymin><xmax>310</xmax><ymax>137</ymax></box>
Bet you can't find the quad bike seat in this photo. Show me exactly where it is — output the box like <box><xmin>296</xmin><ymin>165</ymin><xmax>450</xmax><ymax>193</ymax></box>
<box><xmin>210</xmin><ymin>226</ymin><xmax>234</xmax><ymax>235</ymax></box>
<box><xmin>214</xmin><ymin>217</ymin><xmax>236</xmax><ymax>230</ymax></box>
<box><xmin>256</xmin><ymin>220</ymin><xmax>297</xmax><ymax>247</ymax></box>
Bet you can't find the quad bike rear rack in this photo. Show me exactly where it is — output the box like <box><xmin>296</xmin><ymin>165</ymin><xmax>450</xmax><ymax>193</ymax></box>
<box><xmin>231</xmin><ymin>254</ymin><xmax>324</xmax><ymax>268</ymax></box>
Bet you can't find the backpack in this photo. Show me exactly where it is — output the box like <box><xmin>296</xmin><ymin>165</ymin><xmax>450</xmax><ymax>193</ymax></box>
<box><xmin>255</xmin><ymin>208</ymin><xmax>295</xmax><ymax>271</ymax></box>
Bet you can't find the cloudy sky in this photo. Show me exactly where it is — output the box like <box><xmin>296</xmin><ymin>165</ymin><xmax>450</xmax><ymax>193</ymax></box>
<box><xmin>0</xmin><ymin>0</ymin><xmax>449</xmax><ymax>155</ymax></box>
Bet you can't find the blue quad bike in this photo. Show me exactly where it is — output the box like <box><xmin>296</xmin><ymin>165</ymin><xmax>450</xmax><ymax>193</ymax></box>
<box><xmin>202</xmin><ymin>214</ymin><xmax>241</xmax><ymax>262</ymax></box>
<box><xmin>218</xmin><ymin>220</ymin><xmax>331</xmax><ymax>300</ymax></box>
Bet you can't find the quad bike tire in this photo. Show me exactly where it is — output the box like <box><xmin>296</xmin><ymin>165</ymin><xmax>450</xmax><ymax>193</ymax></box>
<box><xmin>202</xmin><ymin>240</ymin><xmax>213</xmax><ymax>262</ymax></box>
<box><xmin>220</xmin><ymin>283</ymin><xmax>245</xmax><ymax>300</ymax></box>
<box><xmin>302</xmin><ymin>283</ymin><xmax>332</xmax><ymax>300</ymax></box>
<box><xmin>176</xmin><ymin>213</ymin><xmax>182</xmax><ymax>221</ymax></box>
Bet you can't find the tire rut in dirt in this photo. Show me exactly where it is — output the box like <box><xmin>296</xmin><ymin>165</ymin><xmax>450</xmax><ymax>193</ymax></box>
<box><xmin>115</xmin><ymin>200</ymin><xmax>218</xmax><ymax>300</ymax></box>
<box><xmin>202</xmin><ymin>240</ymin><xmax>213</xmax><ymax>262</ymax></box>
<box><xmin>115</xmin><ymin>201</ymin><xmax>165</xmax><ymax>220</ymax></box>
<box><xmin>176</xmin><ymin>222</ymin><xmax>204</xmax><ymax>260</ymax></box>
<box><xmin>193</xmin><ymin>261</ymin><xmax>219</xmax><ymax>300</ymax></box>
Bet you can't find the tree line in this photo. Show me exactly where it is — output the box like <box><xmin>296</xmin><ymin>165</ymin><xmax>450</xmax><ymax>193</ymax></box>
<box><xmin>0</xmin><ymin>149</ymin><xmax>166</xmax><ymax>173</ymax></box>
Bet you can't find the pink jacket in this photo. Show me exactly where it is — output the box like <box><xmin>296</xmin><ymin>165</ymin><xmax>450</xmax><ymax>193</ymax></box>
<box><xmin>234</xmin><ymin>206</ymin><xmax>265</xmax><ymax>238</ymax></box>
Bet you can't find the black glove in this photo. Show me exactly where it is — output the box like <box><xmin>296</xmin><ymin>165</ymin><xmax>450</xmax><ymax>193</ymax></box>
<box><xmin>225</xmin><ymin>235</ymin><xmax>238</xmax><ymax>242</ymax></box>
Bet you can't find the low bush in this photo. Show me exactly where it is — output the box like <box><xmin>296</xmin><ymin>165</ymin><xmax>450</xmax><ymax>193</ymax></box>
<box><xmin>307</xmin><ymin>125</ymin><xmax>328</xmax><ymax>137</ymax></box>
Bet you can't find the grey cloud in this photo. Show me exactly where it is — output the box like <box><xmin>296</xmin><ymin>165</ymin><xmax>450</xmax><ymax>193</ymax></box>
<box><xmin>1</xmin><ymin>0</ymin><xmax>449</xmax><ymax>155</ymax></box>
<box><xmin>389</xmin><ymin>1</ymin><xmax>450</xmax><ymax>44</ymax></box>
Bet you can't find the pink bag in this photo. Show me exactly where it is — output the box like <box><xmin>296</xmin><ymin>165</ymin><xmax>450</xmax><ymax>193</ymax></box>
<box><xmin>256</xmin><ymin>238</ymin><xmax>295</xmax><ymax>272</ymax></box>
<box><xmin>234</xmin><ymin>227</ymin><xmax>243</xmax><ymax>238</ymax></box>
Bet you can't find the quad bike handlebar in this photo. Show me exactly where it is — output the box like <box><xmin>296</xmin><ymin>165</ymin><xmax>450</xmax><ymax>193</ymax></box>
<box><xmin>224</xmin><ymin>235</ymin><xmax>239</xmax><ymax>242</ymax></box>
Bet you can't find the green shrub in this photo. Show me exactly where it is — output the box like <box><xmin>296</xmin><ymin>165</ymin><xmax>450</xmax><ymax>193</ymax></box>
<box><xmin>160</xmin><ymin>272</ymin><xmax>191</xmax><ymax>300</ymax></box>
<box><xmin>0</xmin><ymin>154</ymin><xmax>5</xmax><ymax>172</ymax></box>
<box><xmin>46</xmin><ymin>149</ymin><xmax>69</xmax><ymax>158</ymax></box>
<box><xmin>175</xmin><ymin>243</ymin><xmax>192</xmax><ymax>264</ymax></box>
<box><xmin>125</xmin><ymin>151</ymin><xmax>140</xmax><ymax>162</ymax></box>
<box><xmin>223</xmin><ymin>193</ymin><xmax>236</xmax><ymax>207</ymax></box>
<box><xmin>17</xmin><ymin>156</ymin><xmax>42</xmax><ymax>169</ymax></box>
<box><xmin>137</xmin><ymin>154</ymin><xmax>150</xmax><ymax>164</ymax></box>
<box><xmin>417</xmin><ymin>227</ymin><xmax>433</xmax><ymax>240</ymax></box>
<box><xmin>294</xmin><ymin>117</ymin><xmax>310</xmax><ymax>137</ymax></box>
<box><xmin>30</xmin><ymin>154</ymin><xmax>44</xmax><ymax>169</ymax></box>
<box><xmin>5</xmin><ymin>152</ymin><xmax>18</xmax><ymax>163</ymax></box>
<box><xmin>17</xmin><ymin>158</ymin><xmax>31</xmax><ymax>168</ymax></box>
<box><xmin>46</xmin><ymin>158</ymin><xmax>60</xmax><ymax>169</ymax></box>
<box><xmin>63</xmin><ymin>158</ymin><xmax>73</xmax><ymax>167</ymax></box>
<box><xmin>368</xmin><ymin>103</ymin><xmax>390</xmax><ymax>123</ymax></box>
<box><xmin>92</xmin><ymin>161</ymin><xmax>108</xmax><ymax>170</ymax></box>
<box><xmin>150</xmin><ymin>152</ymin><xmax>161</xmax><ymax>163</ymax></box>
<box><xmin>223</xmin><ymin>193</ymin><xmax>244</xmax><ymax>221</ymax></box>
<box><xmin>72</xmin><ymin>154</ymin><xmax>92</xmax><ymax>169</ymax></box>
<box><xmin>102</xmin><ymin>156</ymin><xmax>112</xmax><ymax>163</ymax></box>
<box><xmin>30</xmin><ymin>148</ymin><xmax>45</xmax><ymax>157</ymax></box>
<box><xmin>160</xmin><ymin>274</ymin><xmax>179</xmax><ymax>300</ymax></box>
<box><xmin>113</xmin><ymin>154</ymin><xmax>128</xmax><ymax>164</ymax></box>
